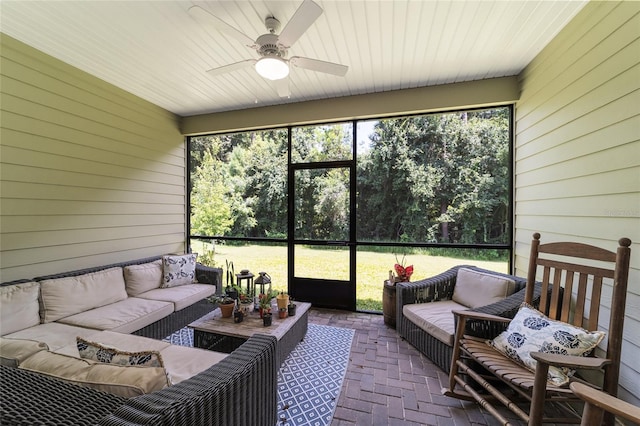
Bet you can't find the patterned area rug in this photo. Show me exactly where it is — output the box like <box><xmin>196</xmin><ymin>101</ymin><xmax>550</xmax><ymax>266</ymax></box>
<box><xmin>164</xmin><ymin>323</ymin><xmax>354</xmax><ymax>426</ymax></box>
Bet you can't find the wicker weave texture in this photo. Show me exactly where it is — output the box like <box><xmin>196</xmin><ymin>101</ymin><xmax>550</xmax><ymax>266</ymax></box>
<box><xmin>0</xmin><ymin>364</ymin><xmax>127</xmax><ymax>426</ymax></box>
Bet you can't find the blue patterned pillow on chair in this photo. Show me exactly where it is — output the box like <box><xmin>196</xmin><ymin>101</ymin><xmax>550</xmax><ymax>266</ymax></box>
<box><xmin>489</xmin><ymin>303</ymin><xmax>604</xmax><ymax>386</ymax></box>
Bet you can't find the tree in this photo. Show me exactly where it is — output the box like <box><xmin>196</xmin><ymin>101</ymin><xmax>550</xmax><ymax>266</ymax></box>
<box><xmin>190</xmin><ymin>148</ymin><xmax>233</xmax><ymax>236</ymax></box>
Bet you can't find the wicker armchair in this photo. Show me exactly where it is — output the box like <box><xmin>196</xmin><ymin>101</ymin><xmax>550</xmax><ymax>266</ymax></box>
<box><xmin>396</xmin><ymin>265</ymin><xmax>532</xmax><ymax>372</ymax></box>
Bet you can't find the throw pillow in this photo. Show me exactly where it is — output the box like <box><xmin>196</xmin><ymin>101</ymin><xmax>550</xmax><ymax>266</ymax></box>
<box><xmin>162</xmin><ymin>254</ymin><xmax>197</xmax><ymax>288</ymax></box>
<box><xmin>77</xmin><ymin>337</ymin><xmax>164</xmax><ymax>368</ymax></box>
<box><xmin>452</xmin><ymin>268</ymin><xmax>516</xmax><ymax>309</ymax></box>
<box><xmin>489</xmin><ymin>303</ymin><xmax>605</xmax><ymax>386</ymax></box>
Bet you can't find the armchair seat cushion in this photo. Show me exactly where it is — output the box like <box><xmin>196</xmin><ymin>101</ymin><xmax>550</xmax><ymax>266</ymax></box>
<box><xmin>403</xmin><ymin>300</ymin><xmax>468</xmax><ymax>346</ymax></box>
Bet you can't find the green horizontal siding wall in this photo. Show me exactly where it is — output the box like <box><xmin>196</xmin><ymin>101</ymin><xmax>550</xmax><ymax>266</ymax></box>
<box><xmin>515</xmin><ymin>1</ymin><xmax>640</xmax><ymax>405</ymax></box>
<box><xmin>0</xmin><ymin>33</ymin><xmax>186</xmax><ymax>281</ymax></box>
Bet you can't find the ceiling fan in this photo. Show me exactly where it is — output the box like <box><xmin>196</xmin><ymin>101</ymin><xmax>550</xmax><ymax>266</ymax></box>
<box><xmin>189</xmin><ymin>0</ymin><xmax>348</xmax><ymax>98</ymax></box>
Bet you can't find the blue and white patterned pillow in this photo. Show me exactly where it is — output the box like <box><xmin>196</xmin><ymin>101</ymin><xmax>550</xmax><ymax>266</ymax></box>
<box><xmin>162</xmin><ymin>254</ymin><xmax>197</xmax><ymax>288</ymax></box>
<box><xmin>77</xmin><ymin>337</ymin><xmax>164</xmax><ymax>368</ymax></box>
<box><xmin>489</xmin><ymin>303</ymin><xmax>605</xmax><ymax>386</ymax></box>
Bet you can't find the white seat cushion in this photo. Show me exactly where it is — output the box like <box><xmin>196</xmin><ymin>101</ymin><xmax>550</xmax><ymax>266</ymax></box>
<box><xmin>56</xmin><ymin>298</ymin><xmax>173</xmax><ymax>334</ymax></box>
<box><xmin>3</xmin><ymin>322</ymin><xmax>103</xmax><ymax>352</ymax></box>
<box><xmin>136</xmin><ymin>283</ymin><xmax>216</xmax><ymax>311</ymax></box>
<box><xmin>403</xmin><ymin>300</ymin><xmax>468</xmax><ymax>346</ymax></box>
<box><xmin>160</xmin><ymin>344</ymin><xmax>227</xmax><ymax>384</ymax></box>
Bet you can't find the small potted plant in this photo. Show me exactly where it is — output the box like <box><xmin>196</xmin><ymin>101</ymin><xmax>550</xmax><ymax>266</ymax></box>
<box><xmin>278</xmin><ymin>307</ymin><xmax>287</xmax><ymax>319</ymax></box>
<box><xmin>258</xmin><ymin>289</ymin><xmax>278</xmax><ymax>318</ymax></box>
<box><xmin>288</xmin><ymin>298</ymin><xmax>296</xmax><ymax>316</ymax></box>
<box><xmin>207</xmin><ymin>295</ymin><xmax>235</xmax><ymax>318</ymax></box>
<box><xmin>238</xmin><ymin>291</ymin><xmax>254</xmax><ymax>315</ymax></box>
<box><xmin>262</xmin><ymin>311</ymin><xmax>272</xmax><ymax>326</ymax></box>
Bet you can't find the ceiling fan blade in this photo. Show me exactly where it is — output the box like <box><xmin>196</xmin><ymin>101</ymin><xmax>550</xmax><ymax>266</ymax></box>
<box><xmin>290</xmin><ymin>56</ymin><xmax>348</xmax><ymax>76</ymax></box>
<box><xmin>275</xmin><ymin>78</ymin><xmax>291</xmax><ymax>98</ymax></box>
<box><xmin>277</xmin><ymin>0</ymin><xmax>323</xmax><ymax>48</ymax></box>
<box><xmin>189</xmin><ymin>5</ymin><xmax>256</xmax><ymax>48</ymax></box>
<box><xmin>206</xmin><ymin>59</ymin><xmax>256</xmax><ymax>77</ymax></box>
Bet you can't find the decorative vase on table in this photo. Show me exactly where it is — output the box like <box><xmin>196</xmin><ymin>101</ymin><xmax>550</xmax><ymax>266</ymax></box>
<box><xmin>276</xmin><ymin>293</ymin><xmax>289</xmax><ymax>310</ymax></box>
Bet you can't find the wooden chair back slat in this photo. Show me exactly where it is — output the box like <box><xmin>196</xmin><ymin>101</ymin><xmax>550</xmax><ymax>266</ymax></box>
<box><xmin>548</xmin><ymin>268</ymin><xmax>563</xmax><ymax>319</ymax></box>
<box><xmin>560</xmin><ymin>272</ymin><xmax>574</xmax><ymax>323</ymax></box>
<box><xmin>588</xmin><ymin>276</ymin><xmax>603</xmax><ymax>331</ymax></box>
<box><xmin>574</xmin><ymin>272</ymin><xmax>588</xmax><ymax>327</ymax></box>
<box><xmin>537</xmin><ymin>266</ymin><xmax>551</xmax><ymax>311</ymax></box>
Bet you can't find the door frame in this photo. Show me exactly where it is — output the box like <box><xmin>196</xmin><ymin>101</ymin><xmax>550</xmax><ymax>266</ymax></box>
<box><xmin>287</xmin><ymin>128</ymin><xmax>357</xmax><ymax>311</ymax></box>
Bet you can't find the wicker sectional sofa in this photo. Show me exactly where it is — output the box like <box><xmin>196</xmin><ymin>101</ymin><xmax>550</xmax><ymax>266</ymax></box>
<box><xmin>397</xmin><ymin>265</ymin><xmax>541</xmax><ymax>372</ymax></box>
<box><xmin>0</xmin><ymin>256</ymin><xmax>278</xmax><ymax>426</ymax></box>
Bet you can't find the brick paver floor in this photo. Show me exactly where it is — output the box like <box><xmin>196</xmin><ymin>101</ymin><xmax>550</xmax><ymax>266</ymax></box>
<box><xmin>308</xmin><ymin>308</ymin><xmax>537</xmax><ymax>426</ymax></box>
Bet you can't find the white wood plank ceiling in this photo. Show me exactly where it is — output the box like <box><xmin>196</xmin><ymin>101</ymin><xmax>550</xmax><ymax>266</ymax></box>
<box><xmin>0</xmin><ymin>1</ymin><xmax>587</xmax><ymax>117</ymax></box>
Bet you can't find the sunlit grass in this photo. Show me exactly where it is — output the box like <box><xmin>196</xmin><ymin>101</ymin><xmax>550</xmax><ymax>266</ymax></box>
<box><xmin>192</xmin><ymin>240</ymin><xmax>508</xmax><ymax>311</ymax></box>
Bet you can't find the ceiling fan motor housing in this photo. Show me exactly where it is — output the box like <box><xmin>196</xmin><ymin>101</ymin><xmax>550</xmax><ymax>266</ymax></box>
<box><xmin>256</xmin><ymin>33</ymin><xmax>286</xmax><ymax>58</ymax></box>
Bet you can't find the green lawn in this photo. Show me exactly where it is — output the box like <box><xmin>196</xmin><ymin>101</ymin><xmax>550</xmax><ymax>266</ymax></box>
<box><xmin>193</xmin><ymin>241</ymin><xmax>508</xmax><ymax>311</ymax></box>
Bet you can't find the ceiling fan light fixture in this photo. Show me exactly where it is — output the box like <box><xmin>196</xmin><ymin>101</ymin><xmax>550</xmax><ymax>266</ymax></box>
<box><xmin>255</xmin><ymin>57</ymin><xmax>289</xmax><ymax>80</ymax></box>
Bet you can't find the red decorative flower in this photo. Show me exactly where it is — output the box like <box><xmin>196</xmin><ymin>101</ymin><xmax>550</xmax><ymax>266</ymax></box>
<box><xmin>394</xmin><ymin>263</ymin><xmax>414</xmax><ymax>282</ymax></box>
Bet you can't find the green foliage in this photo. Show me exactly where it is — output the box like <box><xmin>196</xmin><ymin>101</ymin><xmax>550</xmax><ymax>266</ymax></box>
<box><xmin>189</xmin><ymin>107</ymin><xmax>511</xmax><ymax>246</ymax></box>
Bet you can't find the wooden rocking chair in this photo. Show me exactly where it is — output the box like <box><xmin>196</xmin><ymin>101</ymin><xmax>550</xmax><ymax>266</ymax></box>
<box><xmin>442</xmin><ymin>233</ymin><xmax>632</xmax><ymax>426</ymax></box>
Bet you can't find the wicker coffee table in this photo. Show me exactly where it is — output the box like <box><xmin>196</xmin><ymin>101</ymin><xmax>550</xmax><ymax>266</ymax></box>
<box><xmin>189</xmin><ymin>302</ymin><xmax>310</xmax><ymax>366</ymax></box>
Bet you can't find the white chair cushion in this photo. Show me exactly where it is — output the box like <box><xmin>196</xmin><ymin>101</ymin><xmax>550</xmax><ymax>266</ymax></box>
<box><xmin>3</xmin><ymin>322</ymin><xmax>103</xmax><ymax>352</ymax></box>
<box><xmin>159</xmin><ymin>344</ymin><xmax>227</xmax><ymax>385</ymax></box>
<box><xmin>403</xmin><ymin>300</ymin><xmax>468</xmax><ymax>346</ymax></box>
<box><xmin>452</xmin><ymin>268</ymin><xmax>516</xmax><ymax>309</ymax></box>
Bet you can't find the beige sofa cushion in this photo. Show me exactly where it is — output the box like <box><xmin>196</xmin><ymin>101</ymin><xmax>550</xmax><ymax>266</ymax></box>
<box><xmin>136</xmin><ymin>283</ymin><xmax>216</xmax><ymax>311</ymax></box>
<box><xmin>19</xmin><ymin>350</ymin><xmax>169</xmax><ymax>398</ymax></box>
<box><xmin>0</xmin><ymin>281</ymin><xmax>41</xmax><ymax>335</ymax></box>
<box><xmin>124</xmin><ymin>260</ymin><xmax>163</xmax><ymax>297</ymax></box>
<box><xmin>3</xmin><ymin>322</ymin><xmax>103</xmax><ymax>352</ymax></box>
<box><xmin>160</xmin><ymin>344</ymin><xmax>227</xmax><ymax>384</ymax></box>
<box><xmin>0</xmin><ymin>337</ymin><xmax>49</xmax><ymax>367</ymax></box>
<box><xmin>39</xmin><ymin>267</ymin><xmax>128</xmax><ymax>323</ymax></box>
<box><xmin>57</xmin><ymin>298</ymin><xmax>173</xmax><ymax>334</ymax></box>
<box><xmin>452</xmin><ymin>268</ymin><xmax>516</xmax><ymax>309</ymax></box>
<box><xmin>403</xmin><ymin>300</ymin><xmax>468</xmax><ymax>346</ymax></box>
